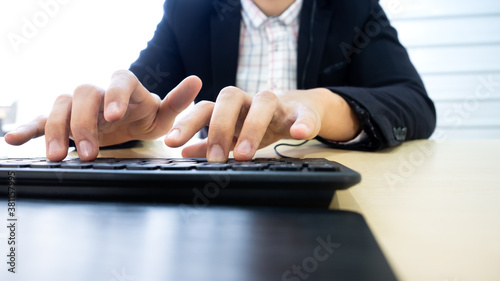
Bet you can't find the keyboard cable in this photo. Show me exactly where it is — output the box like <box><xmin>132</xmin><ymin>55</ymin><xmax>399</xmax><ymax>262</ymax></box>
<box><xmin>273</xmin><ymin>140</ymin><xmax>310</xmax><ymax>158</ymax></box>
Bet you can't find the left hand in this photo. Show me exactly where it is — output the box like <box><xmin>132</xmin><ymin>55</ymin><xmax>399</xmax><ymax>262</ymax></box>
<box><xmin>164</xmin><ymin>86</ymin><xmax>360</xmax><ymax>162</ymax></box>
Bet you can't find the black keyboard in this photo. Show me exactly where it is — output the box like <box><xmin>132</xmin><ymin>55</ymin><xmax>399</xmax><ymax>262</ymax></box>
<box><xmin>0</xmin><ymin>157</ymin><xmax>361</xmax><ymax>207</ymax></box>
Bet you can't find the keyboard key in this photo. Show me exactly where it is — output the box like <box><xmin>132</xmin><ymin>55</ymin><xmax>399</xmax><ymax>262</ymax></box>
<box><xmin>160</xmin><ymin>163</ymin><xmax>197</xmax><ymax>170</ymax></box>
<box><xmin>196</xmin><ymin>164</ymin><xmax>230</xmax><ymax>170</ymax></box>
<box><xmin>92</xmin><ymin>163</ymin><xmax>126</xmax><ymax>170</ymax></box>
<box><xmin>91</xmin><ymin>158</ymin><xmax>118</xmax><ymax>163</ymax></box>
<box><xmin>254</xmin><ymin>158</ymin><xmax>285</xmax><ymax>164</ymax></box>
<box><xmin>30</xmin><ymin>162</ymin><xmax>62</xmax><ymax>168</ymax></box>
<box><xmin>230</xmin><ymin>164</ymin><xmax>267</xmax><ymax>171</ymax></box>
<box><xmin>142</xmin><ymin>159</ymin><xmax>172</xmax><ymax>164</ymax></box>
<box><xmin>171</xmin><ymin>158</ymin><xmax>207</xmax><ymax>163</ymax></box>
<box><xmin>60</xmin><ymin>162</ymin><xmax>93</xmax><ymax>169</ymax></box>
<box><xmin>304</xmin><ymin>158</ymin><xmax>331</xmax><ymax>164</ymax></box>
<box><xmin>227</xmin><ymin>160</ymin><xmax>254</xmax><ymax>164</ymax></box>
<box><xmin>126</xmin><ymin>164</ymin><xmax>160</xmax><ymax>170</ymax></box>
<box><xmin>308</xmin><ymin>164</ymin><xmax>339</xmax><ymax>172</ymax></box>
<box><xmin>0</xmin><ymin>160</ymin><xmax>32</xmax><ymax>168</ymax></box>
<box><xmin>268</xmin><ymin>164</ymin><xmax>303</xmax><ymax>171</ymax></box>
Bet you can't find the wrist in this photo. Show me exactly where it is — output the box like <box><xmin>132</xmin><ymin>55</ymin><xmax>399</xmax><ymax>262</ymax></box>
<box><xmin>312</xmin><ymin>88</ymin><xmax>360</xmax><ymax>141</ymax></box>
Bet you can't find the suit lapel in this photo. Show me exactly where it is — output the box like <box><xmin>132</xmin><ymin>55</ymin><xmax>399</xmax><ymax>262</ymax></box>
<box><xmin>210</xmin><ymin>0</ymin><xmax>242</xmax><ymax>101</ymax></box>
<box><xmin>297</xmin><ymin>0</ymin><xmax>337</xmax><ymax>89</ymax></box>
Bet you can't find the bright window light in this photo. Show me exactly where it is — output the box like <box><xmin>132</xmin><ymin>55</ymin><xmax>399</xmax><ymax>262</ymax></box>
<box><xmin>0</xmin><ymin>0</ymin><xmax>165</xmax><ymax>130</ymax></box>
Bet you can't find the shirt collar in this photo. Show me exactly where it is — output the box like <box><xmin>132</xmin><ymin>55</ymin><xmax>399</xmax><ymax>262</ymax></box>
<box><xmin>241</xmin><ymin>0</ymin><xmax>303</xmax><ymax>29</ymax></box>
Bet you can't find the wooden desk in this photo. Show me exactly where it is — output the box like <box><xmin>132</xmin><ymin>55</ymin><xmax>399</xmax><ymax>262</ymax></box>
<box><xmin>257</xmin><ymin>139</ymin><xmax>500</xmax><ymax>281</ymax></box>
<box><xmin>1</xmin><ymin>138</ymin><xmax>499</xmax><ymax>281</ymax></box>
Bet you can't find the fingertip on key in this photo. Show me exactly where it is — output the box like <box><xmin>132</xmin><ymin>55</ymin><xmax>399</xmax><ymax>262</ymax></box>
<box><xmin>208</xmin><ymin>144</ymin><xmax>226</xmax><ymax>162</ymax></box>
<box><xmin>78</xmin><ymin>140</ymin><xmax>97</xmax><ymax>160</ymax></box>
<box><xmin>235</xmin><ymin>140</ymin><xmax>252</xmax><ymax>158</ymax></box>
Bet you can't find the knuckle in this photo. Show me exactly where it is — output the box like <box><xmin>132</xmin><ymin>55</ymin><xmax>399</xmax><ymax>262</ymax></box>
<box><xmin>195</xmin><ymin>100</ymin><xmax>215</xmax><ymax>110</ymax></box>
<box><xmin>217</xmin><ymin>86</ymin><xmax>244</xmax><ymax>101</ymax></box>
<box><xmin>221</xmin><ymin>85</ymin><xmax>240</xmax><ymax>92</ymax></box>
<box><xmin>46</xmin><ymin>118</ymin><xmax>68</xmax><ymax>131</ymax></box>
<box><xmin>242</xmin><ymin>119</ymin><xmax>261</xmax><ymax>131</ymax></box>
<box><xmin>73</xmin><ymin>84</ymin><xmax>103</xmax><ymax>99</ymax></box>
<box><xmin>74</xmin><ymin>83</ymin><xmax>95</xmax><ymax>92</ymax></box>
<box><xmin>111</xmin><ymin>69</ymin><xmax>133</xmax><ymax>78</ymax></box>
<box><xmin>112</xmin><ymin>69</ymin><xmax>138</xmax><ymax>86</ymax></box>
<box><xmin>254</xmin><ymin>90</ymin><xmax>278</xmax><ymax>105</ymax></box>
<box><xmin>34</xmin><ymin>114</ymin><xmax>48</xmax><ymax>123</ymax></box>
<box><xmin>112</xmin><ymin>70</ymin><xmax>139</xmax><ymax>92</ymax></box>
<box><xmin>30</xmin><ymin>115</ymin><xmax>48</xmax><ymax>133</ymax></box>
<box><xmin>70</xmin><ymin>120</ymin><xmax>92</xmax><ymax>134</ymax></box>
<box><xmin>57</xmin><ymin>93</ymin><xmax>72</xmax><ymax>99</ymax></box>
<box><xmin>54</xmin><ymin>93</ymin><xmax>72</xmax><ymax>104</ymax></box>
<box><xmin>208</xmin><ymin>123</ymin><xmax>233</xmax><ymax>139</ymax></box>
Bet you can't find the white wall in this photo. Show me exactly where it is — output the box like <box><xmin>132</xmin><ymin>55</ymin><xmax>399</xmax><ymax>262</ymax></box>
<box><xmin>0</xmin><ymin>0</ymin><xmax>165</xmax><ymax>129</ymax></box>
<box><xmin>381</xmin><ymin>0</ymin><xmax>500</xmax><ymax>139</ymax></box>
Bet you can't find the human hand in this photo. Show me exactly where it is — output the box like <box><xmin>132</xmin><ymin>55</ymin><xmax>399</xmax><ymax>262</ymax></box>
<box><xmin>164</xmin><ymin>87</ymin><xmax>360</xmax><ymax>162</ymax></box>
<box><xmin>4</xmin><ymin>70</ymin><xmax>202</xmax><ymax>161</ymax></box>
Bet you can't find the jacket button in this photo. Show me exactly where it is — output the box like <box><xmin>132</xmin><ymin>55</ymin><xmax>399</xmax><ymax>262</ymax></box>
<box><xmin>393</xmin><ymin>127</ymin><xmax>407</xmax><ymax>141</ymax></box>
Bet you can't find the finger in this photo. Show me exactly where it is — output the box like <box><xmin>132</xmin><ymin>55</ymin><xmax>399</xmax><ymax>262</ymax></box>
<box><xmin>164</xmin><ymin>100</ymin><xmax>214</xmax><ymax>147</ymax></box>
<box><xmin>104</xmin><ymin>70</ymin><xmax>149</xmax><ymax>122</ymax></box>
<box><xmin>181</xmin><ymin>139</ymin><xmax>208</xmax><ymax>158</ymax></box>
<box><xmin>4</xmin><ymin>115</ymin><xmax>47</xmax><ymax>145</ymax></box>
<box><xmin>233</xmin><ymin>91</ymin><xmax>278</xmax><ymax>160</ymax></box>
<box><xmin>181</xmin><ymin>138</ymin><xmax>237</xmax><ymax>159</ymax></box>
<box><xmin>289</xmin><ymin>105</ymin><xmax>321</xmax><ymax>140</ymax></box>
<box><xmin>71</xmin><ymin>84</ymin><xmax>104</xmax><ymax>161</ymax></box>
<box><xmin>207</xmin><ymin>87</ymin><xmax>250</xmax><ymax>162</ymax></box>
<box><xmin>45</xmin><ymin>94</ymin><xmax>72</xmax><ymax>161</ymax></box>
<box><xmin>157</xmin><ymin>75</ymin><xmax>203</xmax><ymax>131</ymax></box>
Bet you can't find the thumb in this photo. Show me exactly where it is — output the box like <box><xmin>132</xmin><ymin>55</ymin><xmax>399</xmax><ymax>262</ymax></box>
<box><xmin>181</xmin><ymin>139</ymin><xmax>208</xmax><ymax>158</ymax></box>
<box><xmin>289</xmin><ymin>106</ymin><xmax>321</xmax><ymax>140</ymax></box>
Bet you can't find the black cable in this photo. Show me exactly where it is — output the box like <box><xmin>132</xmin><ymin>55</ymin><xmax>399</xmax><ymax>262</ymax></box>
<box><xmin>273</xmin><ymin>140</ymin><xmax>310</xmax><ymax>158</ymax></box>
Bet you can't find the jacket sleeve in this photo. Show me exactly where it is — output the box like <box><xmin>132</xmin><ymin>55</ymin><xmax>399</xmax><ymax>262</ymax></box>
<box><xmin>128</xmin><ymin>0</ymin><xmax>186</xmax><ymax>98</ymax></box>
<box><xmin>321</xmin><ymin>2</ymin><xmax>436</xmax><ymax>150</ymax></box>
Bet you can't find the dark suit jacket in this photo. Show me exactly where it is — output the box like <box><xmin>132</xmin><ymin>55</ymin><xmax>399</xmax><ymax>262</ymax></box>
<box><xmin>129</xmin><ymin>0</ymin><xmax>436</xmax><ymax>150</ymax></box>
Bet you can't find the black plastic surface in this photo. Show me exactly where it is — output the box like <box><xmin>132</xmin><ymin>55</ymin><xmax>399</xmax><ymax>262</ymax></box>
<box><xmin>0</xmin><ymin>199</ymin><xmax>397</xmax><ymax>281</ymax></box>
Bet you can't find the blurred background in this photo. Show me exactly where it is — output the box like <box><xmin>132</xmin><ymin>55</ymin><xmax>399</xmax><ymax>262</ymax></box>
<box><xmin>1</xmin><ymin>0</ymin><xmax>499</xmax><ymax>139</ymax></box>
<box><xmin>0</xmin><ymin>0</ymin><xmax>165</xmax><ymax>135</ymax></box>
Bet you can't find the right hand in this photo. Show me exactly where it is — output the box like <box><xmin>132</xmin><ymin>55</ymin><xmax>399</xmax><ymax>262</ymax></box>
<box><xmin>4</xmin><ymin>70</ymin><xmax>202</xmax><ymax>162</ymax></box>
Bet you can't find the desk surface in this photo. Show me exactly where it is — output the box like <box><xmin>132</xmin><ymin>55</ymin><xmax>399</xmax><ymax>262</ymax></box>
<box><xmin>1</xmin><ymin>137</ymin><xmax>500</xmax><ymax>281</ymax></box>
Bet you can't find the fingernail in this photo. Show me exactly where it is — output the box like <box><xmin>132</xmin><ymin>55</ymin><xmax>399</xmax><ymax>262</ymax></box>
<box><xmin>107</xmin><ymin>101</ymin><xmax>120</xmax><ymax>115</ymax></box>
<box><xmin>294</xmin><ymin>123</ymin><xmax>312</xmax><ymax>137</ymax></box>
<box><xmin>166</xmin><ymin>128</ymin><xmax>180</xmax><ymax>140</ymax></box>
<box><xmin>48</xmin><ymin>140</ymin><xmax>61</xmax><ymax>156</ymax></box>
<box><xmin>208</xmin><ymin>144</ymin><xmax>225</xmax><ymax>162</ymax></box>
<box><xmin>237</xmin><ymin>140</ymin><xmax>252</xmax><ymax>156</ymax></box>
<box><xmin>78</xmin><ymin>140</ymin><xmax>94</xmax><ymax>159</ymax></box>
